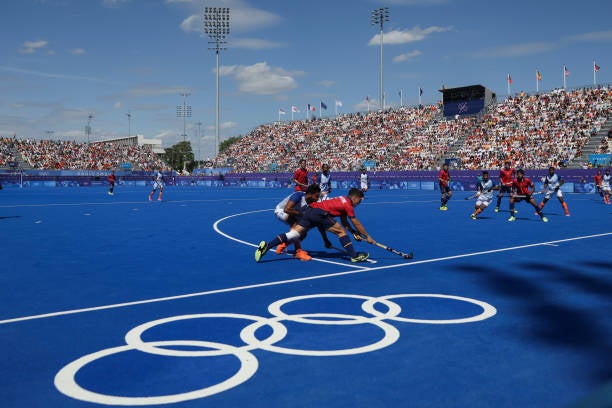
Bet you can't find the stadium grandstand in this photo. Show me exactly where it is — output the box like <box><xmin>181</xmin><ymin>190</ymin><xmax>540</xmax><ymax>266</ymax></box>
<box><xmin>1</xmin><ymin>86</ymin><xmax>611</xmax><ymax>174</ymax></box>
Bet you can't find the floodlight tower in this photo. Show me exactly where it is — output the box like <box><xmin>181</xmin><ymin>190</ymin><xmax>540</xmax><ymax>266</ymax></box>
<box><xmin>126</xmin><ymin>111</ymin><xmax>132</xmax><ymax>137</ymax></box>
<box><xmin>371</xmin><ymin>7</ymin><xmax>389</xmax><ymax>110</ymax></box>
<box><xmin>203</xmin><ymin>6</ymin><xmax>230</xmax><ymax>157</ymax></box>
<box><xmin>176</xmin><ymin>91</ymin><xmax>192</xmax><ymax>142</ymax></box>
<box><xmin>86</xmin><ymin>113</ymin><xmax>94</xmax><ymax>143</ymax></box>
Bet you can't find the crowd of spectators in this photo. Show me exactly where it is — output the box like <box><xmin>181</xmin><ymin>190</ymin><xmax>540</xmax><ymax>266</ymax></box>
<box><xmin>2</xmin><ymin>87</ymin><xmax>611</xmax><ymax>173</ymax></box>
<box><xmin>216</xmin><ymin>105</ymin><xmax>479</xmax><ymax>172</ymax></box>
<box><xmin>217</xmin><ymin>86</ymin><xmax>612</xmax><ymax>172</ymax></box>
<box><xmin>456</xmin><ymin>87</ymin><xmax>612</xmax><ymax>169</ymax></box>
<box><xmin>0</xmin><ymin>138</ymin><xmax>167</xmax><ymax>171</ymax></box>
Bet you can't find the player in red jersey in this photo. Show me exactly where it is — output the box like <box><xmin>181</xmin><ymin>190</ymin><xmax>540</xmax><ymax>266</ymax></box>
<box><xmin>107</xmin><ymin>171</ymin><xmax>116</xmax><ymax>195</ymax></box>
<box><xmin>438</xmin><ymin>163</ymin><xmax>452</xmax><ymax>210</ymax></box>
<box><xmin>593</xmin><ymin>169</ymin><xmax>604</xmax><ymax>201</ymax></box>
<box><xmin>508</xmin><ymin>169</ymin><xmax>548</xmax><ymax>222</ymax></box>
<box><xmin>293</xmin><ymin>159</ymin><xmax>309</xmax><ymax>192</ymax></box>
<box><xmin>255</xmin><ymin>188</ymin><xmax>372</xmax><ymax>263</ymax></box>
<box><xmin>495</xmin><ymin>160</ymin><xmax>514</xmax><ymax>212</ymax></box>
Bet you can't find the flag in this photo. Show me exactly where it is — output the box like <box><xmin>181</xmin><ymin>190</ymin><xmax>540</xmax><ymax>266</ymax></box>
<box><xmin>320</xmin><ymin>101</ymin><xmax>327</xmax><ymax>110</ymax></box>
<box><xmin>278</xmin><ymin>108</ymin><xmax>286</xmax><ymax>115</ymax></box>
<box><xmin>307</xmin><ymin>104</ymin><xmax>316</xmax><ymax>112</ymax></box>
<box><xmin>365</xmin><ymin>95</ymin><xmax>370</xmax><ymax>102</ymax></box>
<box><xmin>536</xmin><ymin>70</ymin><xmax>542</xmax><ymax>81</ymax></box>
<box><xmin>419</xmin><ymin>87</ymin><xmax>423</xmax><ymax>96</ymax></box>
<box><xmin>507</xmin><ymin>74</ymin><xmax>512</xmax><ymax>84</ymax></box>
<box><xmin>594</xmin><ymin>63</ymin><xmax>601</xmax><ymax>72</ymax></box>
<box><xmin>398</xmin><ymin>90</ymin><xmax>402</xmax><ymax>97</ymax></box>
<box><xmin>335</xmin><ymin>100</ymin><xmax>342</xmax><ymax>107</ymax></box>
<box><xmin>291</xmin><ymin>105</ymin><xmax>300</xmax><ymax>113</ymax></box>
<box><xmin>564</xmin><ymin>65</ymin><xmax>570</xmax><ymax>77</ymax></box>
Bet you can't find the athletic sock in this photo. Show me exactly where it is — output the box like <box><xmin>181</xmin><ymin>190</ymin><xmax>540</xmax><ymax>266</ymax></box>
<box><xmin>339</xmin><ymin>235</ymin><xmax>358</xmax><ymax>258</ymax></box>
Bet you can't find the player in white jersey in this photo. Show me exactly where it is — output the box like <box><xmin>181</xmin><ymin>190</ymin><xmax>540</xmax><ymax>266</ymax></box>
<box><xmin>539</xmin><ymin>166</ymin><xmax>570</xmax><ymax>216</ymax></box>
<box><xmin>313</xmin><ymin>163</ymin><xmax>332</xmax><ymax>200</ymax></box>
<box><xmin>602</xmin><ymin>168</ymin><xmax>611</xmax><ymax>205</ymax></box>
<box><xmin>470</xmin><ymin>171</ymin><xmax>499</xmax><ymax>220</ymax></box>
<box><xmin>273</xmin><ymin>185</ymin><xmax>332</xmax><ymax>260</ymax></box>
<box><xmin>359</xmin><ymin>168</ymin><xmax>369</xmax><ymax>192</ymax></box>
<box><xmin>149</xmin><ymin>170</ymin><xmax>164</xmax><ymax>201</ymax></box>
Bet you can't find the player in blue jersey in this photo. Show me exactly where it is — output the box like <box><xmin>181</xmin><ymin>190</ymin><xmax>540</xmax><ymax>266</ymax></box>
<box><xmin>470</xmin><ymin>171</ymin><xmax>500</xmax><ymax>220</ymax></box>
<box><xmin>539</xmin><ymin>166</ymin><xmax>570</xmax><ymax>216</ymax></box>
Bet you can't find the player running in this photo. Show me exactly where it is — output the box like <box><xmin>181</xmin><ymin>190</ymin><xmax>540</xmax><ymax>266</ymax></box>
<box><xmin>539</xmin><ymin>166</ymin><xmax>570</xmax><ymax>216</ymax></box>
<box><xmin>438</xmin><ymin>163</ymin><xmax>452</xmax><ymax>210</ymax></box>
<box><xmin>313</xmin><ymin>163</ymin><xmax>332</xmax><ymax>200</ymax></box>
<box><xmin>495</xmin><ymin>160</ymin><xmax>514</xmax><ymax>212</ymax></box>
<box><xmin>149</xmin><ymin>169</ymin><xmax>164</xmax><ymax>201</ymax></box>
<box><xmin>255</xmin><ymin>188</ymin><xmax>371</xmax><ymax>263</ymax></box>
<box><xmin>273</xmin><ymin>185</ymin><xmax>332</xmax><ymax>261</ymax></box>
<box><xmin>593</xmin><ymin>169</ymin><xmax>605</xmax><ymax>202</ymax></box>
<box><xmin>508</xmin><ymin>169</ymin><xmax>548</xmax><ymax>222</ymax></box>
<box><xmin>470</xmin><ymin>171</ymin><xmax>500</xmax><ymax>220</ymax></box>
<box><xmin>602</xmin><ymin>168</ymin><xmax>611</xmax><ymax>205</ymax></box>
<box><xmin>359</xmin><ymin>168</ymin><xmax>369</xmax><ymax>193</ymax></box>
<box><xmin>293</xmin><ymin>159</ymin><xmax>309</xmax><ymax>192</ymax></box>
<box><xmin>107</xmin><ymin>171</ymin><xmax>116</xmax><ymax>195</ymax></box>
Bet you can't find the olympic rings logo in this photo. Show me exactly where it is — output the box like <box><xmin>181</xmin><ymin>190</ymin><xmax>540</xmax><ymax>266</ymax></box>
<box><xmin>54</xmin><ymin>293</ymin><xmax>496</xmax><ymax>405</ymax></box>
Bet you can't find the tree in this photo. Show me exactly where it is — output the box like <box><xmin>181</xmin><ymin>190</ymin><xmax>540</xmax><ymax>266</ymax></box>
<box><xmin>164</xmin><ymin>140</ymin><xmax>195</xmax><ymax>172</ymax></box>
<box><xmin>219</xmin><ymin>135</ymin><xmax>242</xmax><ymax>154</ymax></box>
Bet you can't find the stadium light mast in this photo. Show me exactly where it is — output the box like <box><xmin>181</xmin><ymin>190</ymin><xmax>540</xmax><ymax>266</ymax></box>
<box><xmin>196</xmin><ymin>121</ymin><xmax>202</xmax><ymax>162</ymax></box>
<box><xmin>176</xmin><ymin>91</ymin><xmax>192</xmax><ymax>142</ymax></box>
<box><xmin>203</xmin><ymin>6</ymin><xmax>230</xmax><ymax>158</ymax></box>
<box><xmin>126</xmin><ymin>111</ymin><xmax>132</xmax><ymax>137</ymax></box>
<box><xmin>86</xmin><ymin>113</ymin><xmax>94</xmax><ymax>144</ymax></box>
<box><xmin>371</xmin><ymin>7</ymin><xmax>389</xmax><ymax>110</ymax></box>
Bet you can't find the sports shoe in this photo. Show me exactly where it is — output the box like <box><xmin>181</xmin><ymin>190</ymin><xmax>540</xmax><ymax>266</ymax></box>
<box><xmin>541</xmin><ymin>216</ymin><xmax>548</xmax><ymax>222</ymax></box>
<box><xmin>275</xmin><ymin>242</ymin><xmax>288</xmax><ymax>254</ymax></box>
<box><xmin>494</xmin><ymin>207</ymin><xmax>499</xmax><ymax>212</ymax></box>
<box><xmin>507</xmin><ymin>216</ymin><xmax>516</xmax><ymax>222</ymax></box>
<box><xmin>565</xmin><ymin>213</ymin><xmax>570</xmax><ymax>217</ymax></box>
<box><xmin>294</xmin><ymin>249</ymin><xmax>312</xmax><ymax>261</ymax></box>
<box><xmin>157</xmin><ymin>197</ymin><xmax>162</xmax><ymax>201</ymax></box>
<box><xmin>254</xmin><ymin>241</ymin><xmax>269</xmax><ymax>262</ymax></box>
<box><xmin>351</xmin><ymin>252</ymin><xmax>370</xmax><ymax>262</ymax></box>
<box><xmin>439</xmin><ymin>206</ymin><xmax>447</xmax><ymax>211</ymax></box>
<box><xmin>470</xmin><ymin>213</ymin><xmax>476</xmax><ymax>220</ymax></box>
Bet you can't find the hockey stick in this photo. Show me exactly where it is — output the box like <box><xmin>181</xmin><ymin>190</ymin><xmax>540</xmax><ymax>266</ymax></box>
<box><xmin>464</xmin><ymin>192</ymin><xmax>479</xmax><ymax>200</ymax></box>
<box><xmin>370</xmin><ymin>241</ymin><xmax>413</xmax><ymax>259</ymax></box>
<box><xmin>512</xmin><ymin>191</ymin><xmax>542</xmax><ymax>199</ymax></box>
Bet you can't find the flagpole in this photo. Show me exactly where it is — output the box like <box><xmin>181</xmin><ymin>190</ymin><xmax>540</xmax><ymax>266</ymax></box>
<box><xmin>594</xmin><ymin>60</ymin><xmax>597</xmax><ymax>85</ymax></box>
<box><xmin>536</xmin><ymin>70</ymin><xmax>538</xmax><ymax>93</ymax></box>
<box><xmin>507</xmin><ymin>74</ymin><xmax>511</xmax><ymax>97</ymax></box>
<box><xmin>400</xmin><ymin>89</ymin><xmax>403</xmax><ymax>107</ymax></box>
<box><xmin>563</xmin><ymin>65</ymin><xmax>566</xmax><ymax>89</ymax></box>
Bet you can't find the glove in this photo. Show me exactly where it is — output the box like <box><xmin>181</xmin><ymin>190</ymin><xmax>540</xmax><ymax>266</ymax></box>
<box><xmin>352</xmin><ymin>232</ymin><xmax>363</xmax><ymax>241</ymax></box>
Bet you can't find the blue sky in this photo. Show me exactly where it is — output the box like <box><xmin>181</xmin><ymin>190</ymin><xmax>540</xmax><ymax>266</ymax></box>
<box><xmin>1</xmin><ymin>0</ymin><xmax>611</xmax><ymax>160</ymax></box>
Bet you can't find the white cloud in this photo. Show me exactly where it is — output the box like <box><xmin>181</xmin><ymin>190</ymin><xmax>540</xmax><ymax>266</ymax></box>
<box><xmin>67</xmin><ymin>48</ymin><xmax>85</xmax><ymax>55</ymax></box>
<box><xmin>113</xmin><ymin>101</ymin><xmax>121</xmax><ymax>109</ymax></box>
<box><xmin>177</xmin><ymin>7</ymin><xmax>280</xmax><ymax>34</ymax></box>
<box><xmin>19</xmin><ymin>40</ymin><xmax>48</xmax><ymax>54</ymax></box>
<box><xmin>393</xmin><ymin>50</ymin><xmax>422</xmax><ymax>63</ymax></box>
<box><xmin>231</xmin><ymin>38</ymin><xmax>285</xmax><ymax>50</ymax></box>
<box><xmin>219</xmin><ymin>62</ymin><xmax>303</xmax><ymax>95</ymax></box>
<box><xmin>565</xmin><ymin>30</ymin><xmax>612</xmax><ymax>42</ymax></box>
<box><xmin>369</xmin><ymin>26</ymin><xmax>451</xmax><ymax>46</ymax></box>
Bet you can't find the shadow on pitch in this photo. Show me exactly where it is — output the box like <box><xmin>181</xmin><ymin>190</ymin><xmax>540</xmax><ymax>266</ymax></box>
<box><xmin>451</xmin><ymin>262</ymin><xmax>612</xmax><ymax>382</ymax></box>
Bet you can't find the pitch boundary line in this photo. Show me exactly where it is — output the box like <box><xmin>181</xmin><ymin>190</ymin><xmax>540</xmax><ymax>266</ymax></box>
<box><xmin>1</xmin><ymin>231</ymin><xmax>609</xmax><ymax>326</ymax></box>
